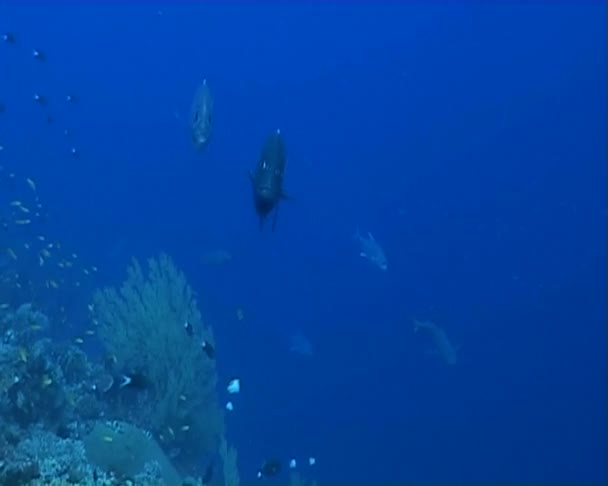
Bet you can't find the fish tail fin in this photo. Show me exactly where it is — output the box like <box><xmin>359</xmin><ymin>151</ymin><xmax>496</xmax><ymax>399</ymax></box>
<box><xmin>119</xmin><ymin>375</ymin><xmax>131</xmax><ymax>388</ymax></box>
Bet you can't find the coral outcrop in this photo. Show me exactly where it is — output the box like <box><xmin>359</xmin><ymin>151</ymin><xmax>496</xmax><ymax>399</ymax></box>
<box><xmin>92</xmin><ymin>254</ymin><xmax>223</xmax><ymax>467</ymax></box>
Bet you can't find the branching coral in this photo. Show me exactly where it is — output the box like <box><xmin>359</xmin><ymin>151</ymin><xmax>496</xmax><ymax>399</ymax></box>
<box><xmin>92</xmin><ymin>254</ymin><xmax>222</xmax><ymax>457</ymax></box>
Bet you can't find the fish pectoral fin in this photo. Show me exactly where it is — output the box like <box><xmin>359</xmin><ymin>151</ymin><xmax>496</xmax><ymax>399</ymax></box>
<box><xmin>359</xmin><ymin>252</ymin><xmax>368</xmax><ymax>257</ymax></box>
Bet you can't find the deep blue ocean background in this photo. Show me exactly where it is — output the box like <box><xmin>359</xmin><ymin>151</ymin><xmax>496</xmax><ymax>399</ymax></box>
<box><xmin>1</xmin><ymin>2</ymin><xmax>606</xmax><ymax>484</ymax></box>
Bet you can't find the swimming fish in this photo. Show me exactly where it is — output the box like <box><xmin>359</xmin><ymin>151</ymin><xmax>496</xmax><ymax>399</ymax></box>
<box><xmin>32</xmin><ymin>48</ymin><xmax>46</xmax><ymax>61</ymax></box>
<box><xmin>249</xmin><ymin>129</ymin><xmax>291</xmax><ymax>231</ymax></box>
<box><xmin>353</xmin><ymin>226</ymin><xmax>388</xmax><ymax>271</ymax></box>
<box><xmin>33</xmin><ymin>93</ymin><xmax>47</xmax><ymax>106</ymax></box>
<box><xmin>201</xmin><ymin>340</ymin><xmax>216</xmax><ymax>359</ymax></box>
<box><xmin>257</xmin><ymin>458</ymin><xmax>282</xmax><ymax>479</ymax></box>
<box><xmin>184</xmin><ymin>320</ymin><xmax>194</xmax><ymax>337</ymax></box>
<box><xmin>413</xmin><ymin>319</ymin><xmax>459</xmax><ymax>365</ymax></box>
<box><xmin>227</xmin><ymin>378</ymin><xmax>240</xmax><ymax>394</ymax></box>
<box><xmin>189</xmin><ymin>79</ymin><xmax>213</xmax><ymax>151</ymax></box>
<box><xmin>119</xmin><ymin>371</ymin><xmax>151</xmax><ymax>390</ymax></box>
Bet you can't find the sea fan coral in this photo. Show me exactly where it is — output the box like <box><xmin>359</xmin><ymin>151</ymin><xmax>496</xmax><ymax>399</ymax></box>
<box><xmin>92</xmin><ymin>254</ymin><xmax>222</xmax><ymax>460</ymax></box>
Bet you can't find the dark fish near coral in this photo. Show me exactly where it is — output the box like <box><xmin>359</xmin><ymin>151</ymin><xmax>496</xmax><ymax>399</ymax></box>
<box><xmin>201</xmin><ymin>340</ymin><xmax>215</xmax><ymax>359</ymax></box>
<box><xmin>257</xmin><ymin>458</ymin><xmax>282</xmax><ymax>479</ymax></box>
<box><xmin>184</xmin><ymin>320</ymin><xmax>194</xmax><ymax>337</ymax></box>
<box><xmin>189</xmin><ymin>79</ymin><xmax>213</xmax><ymax>151</ymax></box>
<box><xmin>249</xmin><ymin>129</ymin><xmax>291</xmax><ymax>231</ymax></box>
<box><xmin>119</xmin><ymin>371</ymin><xmax>150</xmax><ymax>390</ymax></box>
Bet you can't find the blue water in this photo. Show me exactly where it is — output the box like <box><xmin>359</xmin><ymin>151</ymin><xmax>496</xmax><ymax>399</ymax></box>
<box><xmin>1</xmin><ymin>2</ymin><xmax>606</xmax><ymax>484</ymax></box>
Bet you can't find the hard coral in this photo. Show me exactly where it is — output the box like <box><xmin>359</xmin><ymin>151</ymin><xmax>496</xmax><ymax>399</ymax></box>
<box><xmin>84</xmin><ymin>420</ymin><xmax>180</xmax><ymax>484</ymax></box>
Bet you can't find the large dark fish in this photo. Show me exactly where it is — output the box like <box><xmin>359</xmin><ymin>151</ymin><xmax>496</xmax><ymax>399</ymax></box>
<box><xmin>189</xmin><ymin>79</ymin><xmax>213</xmax><ymax>151</ymax></box>
<box><xmin>249</xmin><ymin>129</ymin><xmax>291</xmax><ymax>231</ymax></box>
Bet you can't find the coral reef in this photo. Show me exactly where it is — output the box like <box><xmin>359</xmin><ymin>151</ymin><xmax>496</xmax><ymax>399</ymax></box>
<box><xmin>1</xmin><ymin>426</ymin><xmax>102</xmax><ymax>484</ymax></box>
<box><xmin>92</xmin><ymin>254</ymin><xmax>223</xmax><ymax>468</ymax></box>
<box><xmin>84</xmin><ymin>420</ymin><xmax>181</xmax><ymax>484</ymax></box>
<box><xmin>0</xmin><ymin>268</ymin><xmax>217</xmax><ymax>485</ymax></box>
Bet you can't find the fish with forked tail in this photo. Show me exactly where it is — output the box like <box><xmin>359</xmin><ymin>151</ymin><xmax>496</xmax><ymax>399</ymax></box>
<box><xmin>249</xmin><ymin>129</ymin><xmax>291</xmax><ymax>231</ymax></box>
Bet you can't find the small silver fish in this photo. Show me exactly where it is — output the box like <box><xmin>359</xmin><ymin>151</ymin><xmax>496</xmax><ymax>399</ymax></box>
<box><xmin>189</xmin><ymin>79</ymin><xmax>213</xmax><ymax>151</ymax></box>
<box><xmin>353</xmin><ymin>226</ymin><xmax>388</xmax><ymax>271</ymax></box>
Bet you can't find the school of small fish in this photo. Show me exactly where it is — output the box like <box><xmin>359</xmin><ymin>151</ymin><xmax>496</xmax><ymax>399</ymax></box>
<box><xmin>0</xmin><ymin>19</ymin><xmax>455</xmax><ymax>485</ymax></box>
